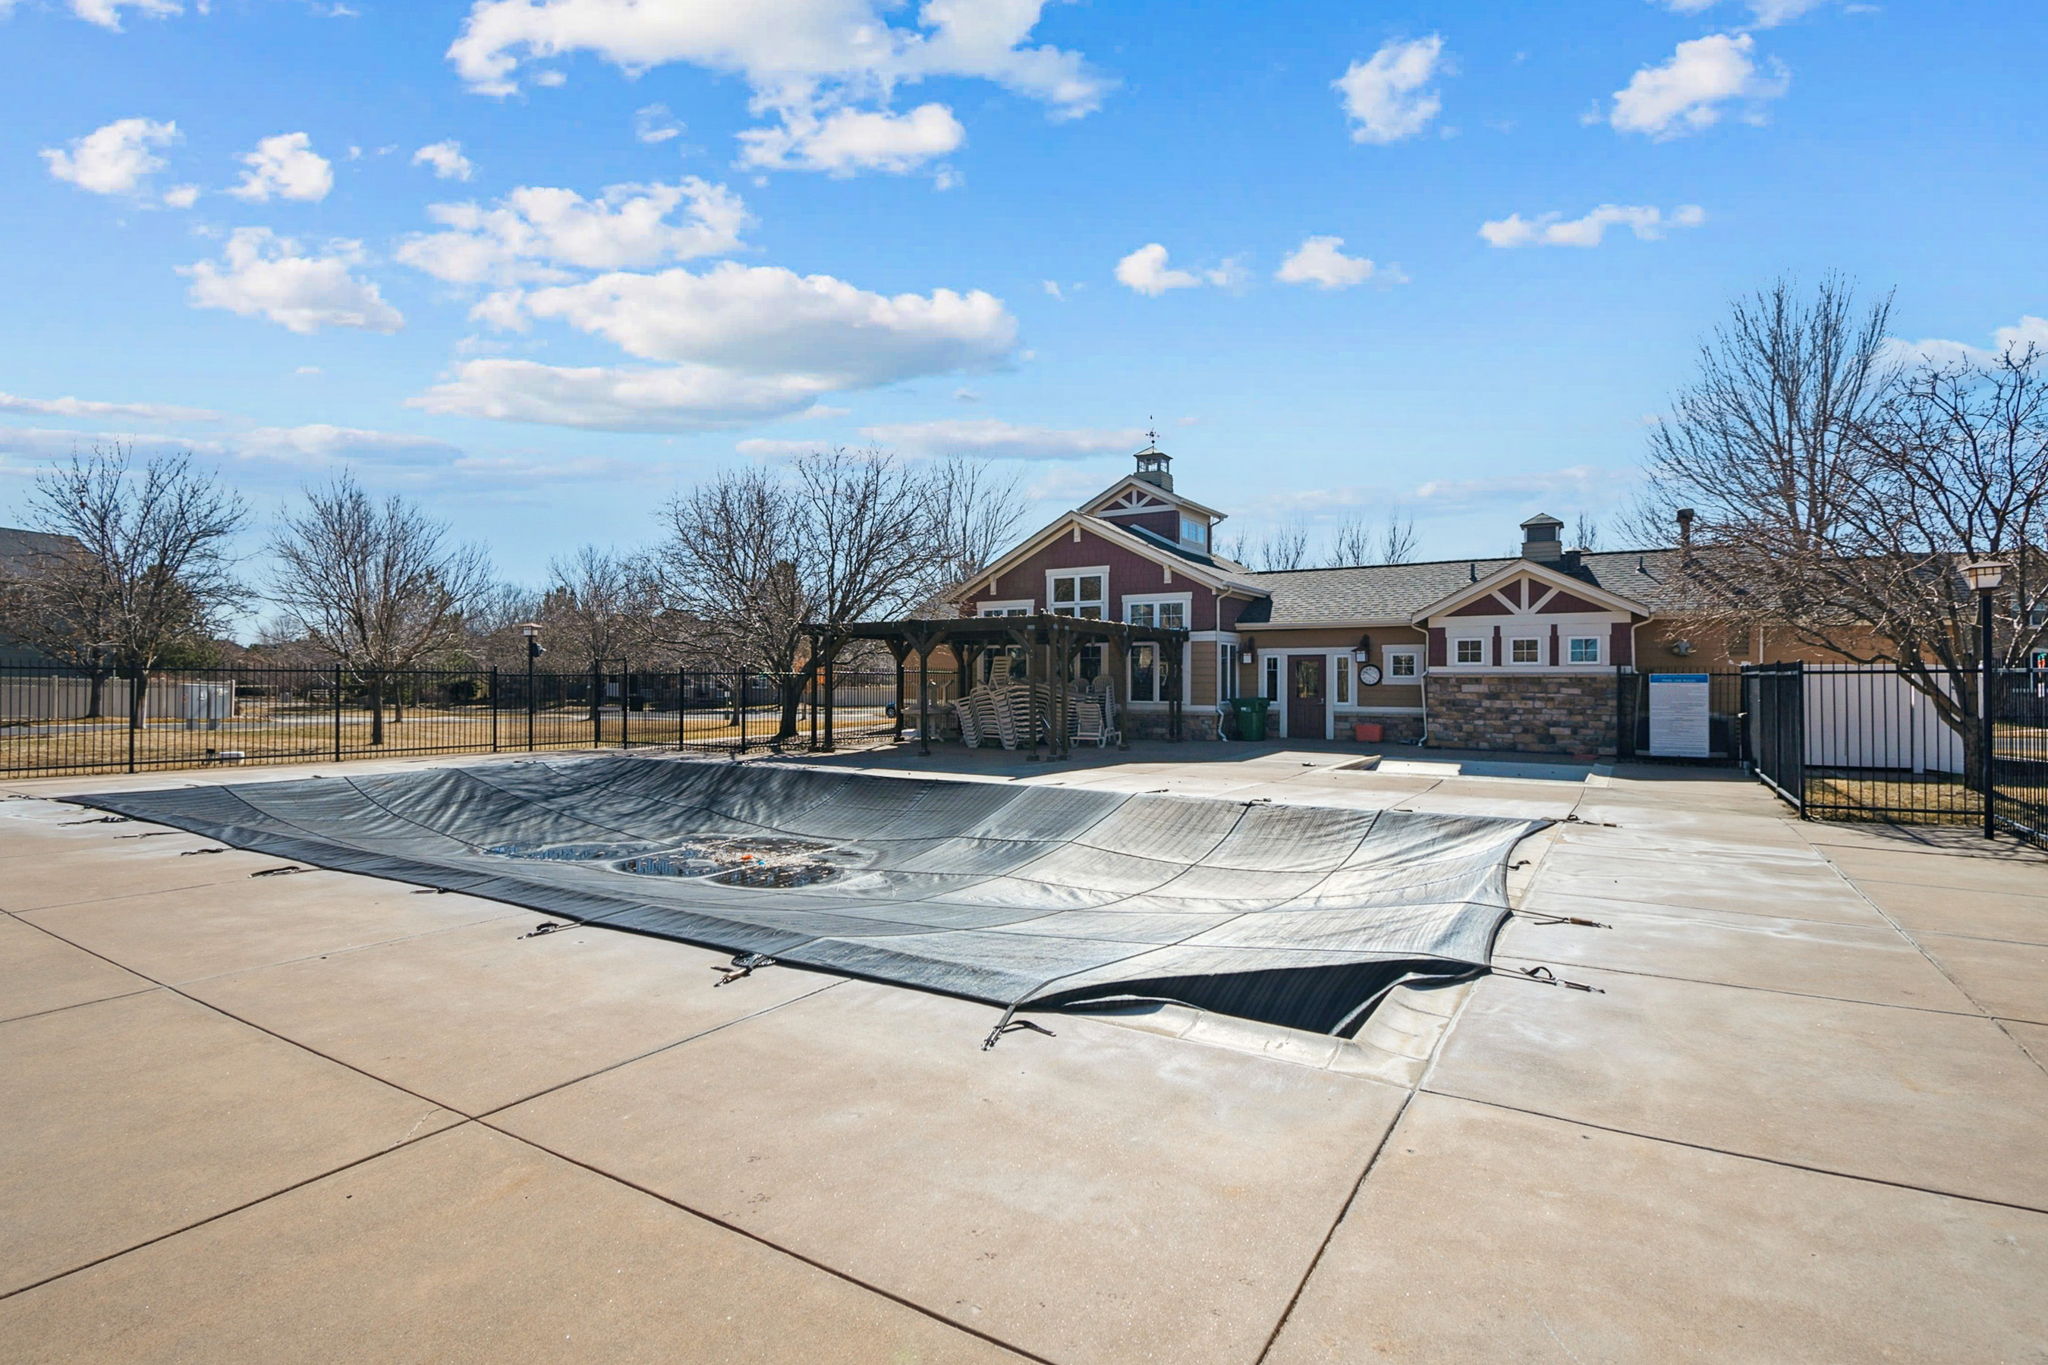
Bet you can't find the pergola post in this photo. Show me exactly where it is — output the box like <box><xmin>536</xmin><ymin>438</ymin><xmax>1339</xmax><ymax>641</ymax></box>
<box><xmin>915</xmin><ymin>632</ymin><xmax>932</xmax><ymax>757</ymax></box>
<box><xmin>889</xmin><ymin>641</ymin><xmax>907</xmax><ymax>742</ymax></box>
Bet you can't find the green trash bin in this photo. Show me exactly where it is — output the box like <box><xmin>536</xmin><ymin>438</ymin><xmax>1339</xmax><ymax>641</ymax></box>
<box><xmin>1229</xmin><ymin>696</ymin><xmax>1270</xmax><ymax>742</ymax></box>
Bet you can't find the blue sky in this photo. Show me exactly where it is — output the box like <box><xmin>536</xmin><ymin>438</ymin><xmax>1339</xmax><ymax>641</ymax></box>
<box><xmin>1</xmin><ymin>0</ymin><xmax>2042</xmax><ymax>586</ymax></box>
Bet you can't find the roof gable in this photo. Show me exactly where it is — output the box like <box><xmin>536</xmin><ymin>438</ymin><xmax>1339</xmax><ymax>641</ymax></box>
<box><xmin>1077</xmin><ymin>476</ymin><xmax>1227</xmax><ymax>524</ymax></box>
<box><xmin>1410</xmin><ymin>560</ymin><xmax>1648</xmax><ymax>622</ymax></box>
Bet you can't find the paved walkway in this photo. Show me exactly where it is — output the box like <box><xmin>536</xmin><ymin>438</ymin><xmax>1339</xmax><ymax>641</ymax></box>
<box><xmin>1</xmin><ymin>748</ymin><xmax>2044</xmax><ymax>1362</ymax></box>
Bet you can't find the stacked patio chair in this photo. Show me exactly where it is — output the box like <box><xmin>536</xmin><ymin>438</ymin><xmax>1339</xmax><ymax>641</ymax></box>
<box><xmin>952</xmin><ymin>696</ymin><xmax>984</xmax><ymax>748</ymax></box>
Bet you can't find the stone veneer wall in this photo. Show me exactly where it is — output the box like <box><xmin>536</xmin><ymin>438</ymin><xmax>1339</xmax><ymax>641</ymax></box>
<box><xmin>1424</xmin><ymin>674</ymin><xmax>1618</xmax><ymax>756</ymax></box>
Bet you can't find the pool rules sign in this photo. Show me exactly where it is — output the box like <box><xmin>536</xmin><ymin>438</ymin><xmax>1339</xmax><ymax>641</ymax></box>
<box><xmin>1647</xmin><ymin>673</ymin><xmax>1712</xmax><ymax>757</ymax></box>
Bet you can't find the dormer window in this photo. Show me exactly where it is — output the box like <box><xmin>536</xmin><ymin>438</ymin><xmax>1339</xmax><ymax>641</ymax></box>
<box><xmin>1180</xmin><ymin>515</ymin><xmax>1208</xmax><ymax>549</ymax></box>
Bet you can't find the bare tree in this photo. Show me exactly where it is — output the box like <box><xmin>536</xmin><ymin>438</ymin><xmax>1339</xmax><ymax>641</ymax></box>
<box><xmin>1324</xmin><ymin>512</ymin><xmax>1417</xmax><ymax>567</ymax></box>
<box><xmin>0</xmin><ymin>447</ymin><xmax>245</xmax><ymax>727</ymax></box>
<box><xmin>267</xmin><ymin>475</ymin><xmax>493</xmax><ymax>745</ymax></box>
<box><xmin>1378</xmin><ymin>512</ymin><xmax>1418</xmax><ymax>565</ymax></box>
<box><xmin>653</xmin><ymin>449</ymin><xmax>995</xmax><ymax>742</ymax></box>
<box><xmin>928</xmin><ymin>457</ymin><xmax>1026</xmax><ymax>599</ymax></box>
<box><xmin>540</xmin><ymin>547</ymin><xmax>659</xmax><ymax>667</ymax></box>
<box><xmin>1255</xmin><ymin>518</ymin><xmax>1311</xmax><ymax>571</ymax></box>
<box><xmin>1570</xmin><ymin>512</ymin><xmax>1601</xmax><ymax>552</ymax></box>
<box><xmin>1327</xmin><ymin>517</ymin><xmax>1374</xmax><ymax>567</ymax></box>
<box><xmin>1642</xmin><ymin>277</ymin><xmax>2048</xmax><ymax>778</ymax></box>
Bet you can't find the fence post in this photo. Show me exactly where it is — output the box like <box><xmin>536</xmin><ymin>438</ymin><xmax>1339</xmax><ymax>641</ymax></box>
<box><xmin>490</xmin><ymin>666</ymin><xmax>500</xmax><ymax>753</ymax></box>
<box><xmin>737</xmin><ymin>671</ymin><xmax>748</xmax><ymax>752</ymax></box>
<box><xmin>677</xmin><ymin>669</ymin><xmax>687</xmax><ymax>752</ymax></box>
<box><xmin>127</xmin><ymin>669</ymin><xmax>140</xmax><ymax>774</ymax></box>
<box><xmin>332</xmin><ymin>665</ymin><xmax>343</xmax><ymax>761</ymax></box>
<box><xmin>621</xmin><ymin>666</ymin><xmax>632</xmax><ymax>751</ymax></box>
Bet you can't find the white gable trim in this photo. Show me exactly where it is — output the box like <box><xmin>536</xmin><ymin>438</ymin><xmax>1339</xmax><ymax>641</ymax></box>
<box><xmin>1077</xmin><ymin>476</ymin><xmax>1227</xmax><ymax>524</ymax></box>
<box><xmin>1410</xmin><ymin>559</ymin><xmax>1647</xmax><ymax>623</ymax></box>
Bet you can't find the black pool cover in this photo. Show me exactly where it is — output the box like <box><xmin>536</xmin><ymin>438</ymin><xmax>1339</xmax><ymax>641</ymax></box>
<box><xmin>75</xmin><ymin>757</ymin><xmax>1545</xmax><ymax>1035</ymax></box>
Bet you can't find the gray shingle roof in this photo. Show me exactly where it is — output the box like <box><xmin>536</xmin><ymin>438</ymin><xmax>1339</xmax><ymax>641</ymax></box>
<box><xmin>0</xmin><ymin>526</ymin><xmax>78</xmax><ymax>571</ymax></box>
<box><xmin>1234</xmin><ymin>548</ymin><xmax>1692</xmax><ymax>624</ymax></box>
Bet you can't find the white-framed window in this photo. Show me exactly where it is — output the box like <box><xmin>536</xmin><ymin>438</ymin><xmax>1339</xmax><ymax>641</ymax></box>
<box><xmin>1387</xmin><ymin>649</ymin><xmax>1419</xmax><ymax>679</ymax></box>
<box><xmin>1128</xmin><ymin>643</ymin><xmax>1180</xmax><ymax>702</ymax></box>
<box><xmin>1334</xmin><ymin>654</ymin><xmax>1352</xmax><ymax>705</ymax></box>
<box><xmin>1510</xmin><ymin>637</ymin><xmax>1541</xmax><ymax>665</ymax></box>
<box><xmin>1264</xmin><ymin>655</ymin><xmax>1281</xmax><ymax>701</ymax></box>
<box><xmin>1568</xmin><ymin>636</ymin><xmax>1602</xmax><ymax>664</ymax></box>
<box><xmin>1048</xmin><ymin>570</ymin><xmax>1106</xmax><ymax>619</ymax></box>
<box><xmin>1180</xmin><ymin>515</ymin><xmax>1209</xmax><ymax>549</ymax></box>
<box><xmin>1124</xmin><ymin>597</ymin><xmax>1187</xmax><ymax>631</ymax></box>
<box><xmin>978</xmin><ymin>599</ymin><xmax>1031</xmax><ymax>617</ymax></box>
<box><xmin>1219</xmin><ymin>643</ymin><xmax>1241</xmax><ymax>700</ymax></box>
<box><xmin>1454</xmin><ymin>638</ymin><xmax>1485</xmax><ymax>665</ymax></box>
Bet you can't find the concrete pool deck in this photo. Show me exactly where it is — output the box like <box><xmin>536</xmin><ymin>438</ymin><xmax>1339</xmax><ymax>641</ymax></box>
<box><xmin>2</xmin><ymin>744</ymin><xmax>2045</xmax><ymax>1362</ymax></box>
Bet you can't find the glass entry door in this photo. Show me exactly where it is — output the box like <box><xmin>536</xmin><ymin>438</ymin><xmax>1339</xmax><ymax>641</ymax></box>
<box><xmin>1288</xmin><ymin>656</ymin><xmax>1326</xmax><ymax>740</ymax></box>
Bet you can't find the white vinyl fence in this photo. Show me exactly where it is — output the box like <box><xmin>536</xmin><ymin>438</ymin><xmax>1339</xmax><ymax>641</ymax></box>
<box><xmin>0</xmin><ymin>675</ymin><xmax>236</xmax><ymax>724</ymax></box>
<box><xmin>1803</xmin><ymin>665</ymin><xmax>1963</xmax><ymax>774</ymax></box>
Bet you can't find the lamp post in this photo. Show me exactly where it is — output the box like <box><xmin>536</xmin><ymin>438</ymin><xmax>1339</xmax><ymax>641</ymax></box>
<box><xmin>1962</xmin><ymin>560</ymin><xmax>2010</xmax><ymax>840</ymax></box>
<box><xmin>519</xmin><ymin>622</ymin><xmax>543</xmax><ymax>752</ymax></box>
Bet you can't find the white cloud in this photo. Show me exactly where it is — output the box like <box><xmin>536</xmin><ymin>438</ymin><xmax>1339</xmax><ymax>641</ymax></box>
<box><xmin>448</xmin><ymin>0</ymin><xmax>1106</xmax><ymax>109</ymax></box>
<box><xmin>738</xmin><ymin>102</ymin><xmax>964</xmax><ymax>176</ymax></box>
<box><xmin>182</xmin><ymin>228</ymin><xmax>404</xmax><ymax>334</ymax></box>
<box><xmin>1480</xmin><ymin>203</ymin><xmax>1706</xmax><ymax>248</ymax></box>
<box><xmin>69</xmin><ymin>0</ymin><xmax>181</xmax><ymax>30</ymax></box>
<box><xmin>0</xmin><ymin>391</ymin><xmax>221</xmax><ymax>423</ymax></box>
<box><xmin>1274</xmin><ymin>236</ymin><xmax>1393</xmax><ymax>290</ymax></box>
<box><xmin>446</xmin><ymin>0</ymin><xmax>1105</xmax><ymax>180</ymax></box>
<box><xmin>396</xmin><ymin>178</ymin><xmax>747</xmax><ymax>285</ymax></box>
<box><xmin>1654</xmin><ymin>0</ymin><xmax>1831</xmax><ymax>27</ymax></box>
<box><xmin>0</xmin><ymin>421</ymin><xmax>455</xmax><ymax>470</ymax></box>
<box><xmin>633</xmin><ymin>103</ymin><xmax>683</xmax><ymax>144</ymax></box>
<box><xmin>411</xmin><ymin>359</ymin><xmax>835</xmax><ymax>433</ymax></box>
<box><xmin>412</xmin><ymin>140</ymin><xmax>474</xmax><ymax>181</ymax></box>
<box><xmin>233</xmin><ymin>424</ymin><xmax>460</xmax><ymax>466</ymax></box>
<box><xmin>161</xmin><ymin>183</ymin><xmax>199</xmax><ymax>208</ymax></box>
<box><xmin>41</xmin><ymin>117</ymin><xmax>179</xmax><ymax>196</ymax></box>
<box><xmin>845</xmin><ymin>419</ymin><xmax>1146</xmax><ymax>461</ymax></box>
<box><xmin>1884</xmin><ymin>316</ymin><xmax>2048</xmax><ymax>370</ymax></box>
<box><xmin>1334</xmin><ymin>36</ymin><xmax>1446</xmax><ymax>145</ymax></box>
<box><xmin>229</xmin><ymin>132</ymin><xmax>335</xmax><ymax>202</ymax></box>
<box><xmin>1114</xmin><ymin>243</ymin><xmax>1238</xmax><ymax>296</ymax></box>
<box><xmin>495</xmin><ymin>261</ymin><xmax>1017</xmax><ymax>385</ymax></box>
<box><xmin>1610</xmin><ymin>33</ymin><xmax>1788</xmax><ymax>139</ymax></box>
<box><xmin>426</xmin><ymin>260</ymin><xmax>1018</xmax><ymax>432</ymax></box>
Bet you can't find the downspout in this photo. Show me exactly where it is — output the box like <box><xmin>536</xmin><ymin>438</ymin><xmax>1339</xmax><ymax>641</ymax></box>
<box><xmin>1418</xmin><ymin>621</ymin><xmax>1432</xmax><ymax>746</ymax></box>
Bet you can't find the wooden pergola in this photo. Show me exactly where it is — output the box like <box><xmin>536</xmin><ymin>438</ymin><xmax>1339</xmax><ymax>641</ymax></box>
<box><xmin>807</xmin><ymin>612</ymin><xmax>1189</xmax><ymax>759</ymax></box>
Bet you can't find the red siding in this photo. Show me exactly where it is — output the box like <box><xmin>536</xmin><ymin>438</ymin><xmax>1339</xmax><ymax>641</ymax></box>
<box><xmin>1537</xmin><ymin>589</ymin><xmax>1606</xmax><ymax>615</ymax></box>
<box><xmin>1609</xmin><ymin>622</ymin><xmax>1634</xmax><ymax>667</ymax></box>
<box><xmin>1447</xmin><ymin>593</ymin><xmax>1510</xmax><ymax>617</ymax></box>
<box><xmin>977</xmin><ymin>526</ymin><xmax>1224</xmax><ymax>629</ymax></box>
<box><xmin>1427</xmin><ymin>628</ymin><xmax>1447</xmax><ymax>667</ymax></box>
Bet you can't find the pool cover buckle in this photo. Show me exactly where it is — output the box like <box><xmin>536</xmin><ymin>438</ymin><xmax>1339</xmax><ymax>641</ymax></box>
<box><xmin>714</xmin><ymin>952</ymin><xmax>777</xmax><ymax>986</ymax></box>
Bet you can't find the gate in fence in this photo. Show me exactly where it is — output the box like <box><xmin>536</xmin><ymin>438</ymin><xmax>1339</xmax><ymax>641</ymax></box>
<box><xmin>1741</xmin><ymin>661</ymin><xmax>2046</xmax><ymax>847</ymax></box>
<box><xmin>0</xmin><ymin>664</ymin><xmax>899</xmax><ymax>780</ymax></box>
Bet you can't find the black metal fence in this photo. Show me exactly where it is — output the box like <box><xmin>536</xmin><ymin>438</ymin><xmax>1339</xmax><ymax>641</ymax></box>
<box><xmin>1615</xmin><ymin>669</ymin><xmax>1747</xmax><ymax>762</ymax></box>
<box><xmin>1743</xmin><ymin>662</ymin><xmax>2048</xmax><ymax>847</ymax></box>
<box><xmin>0</xmin><ymin>664</ymin><xmax>899</xmax><ymax>779</ymax></box>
